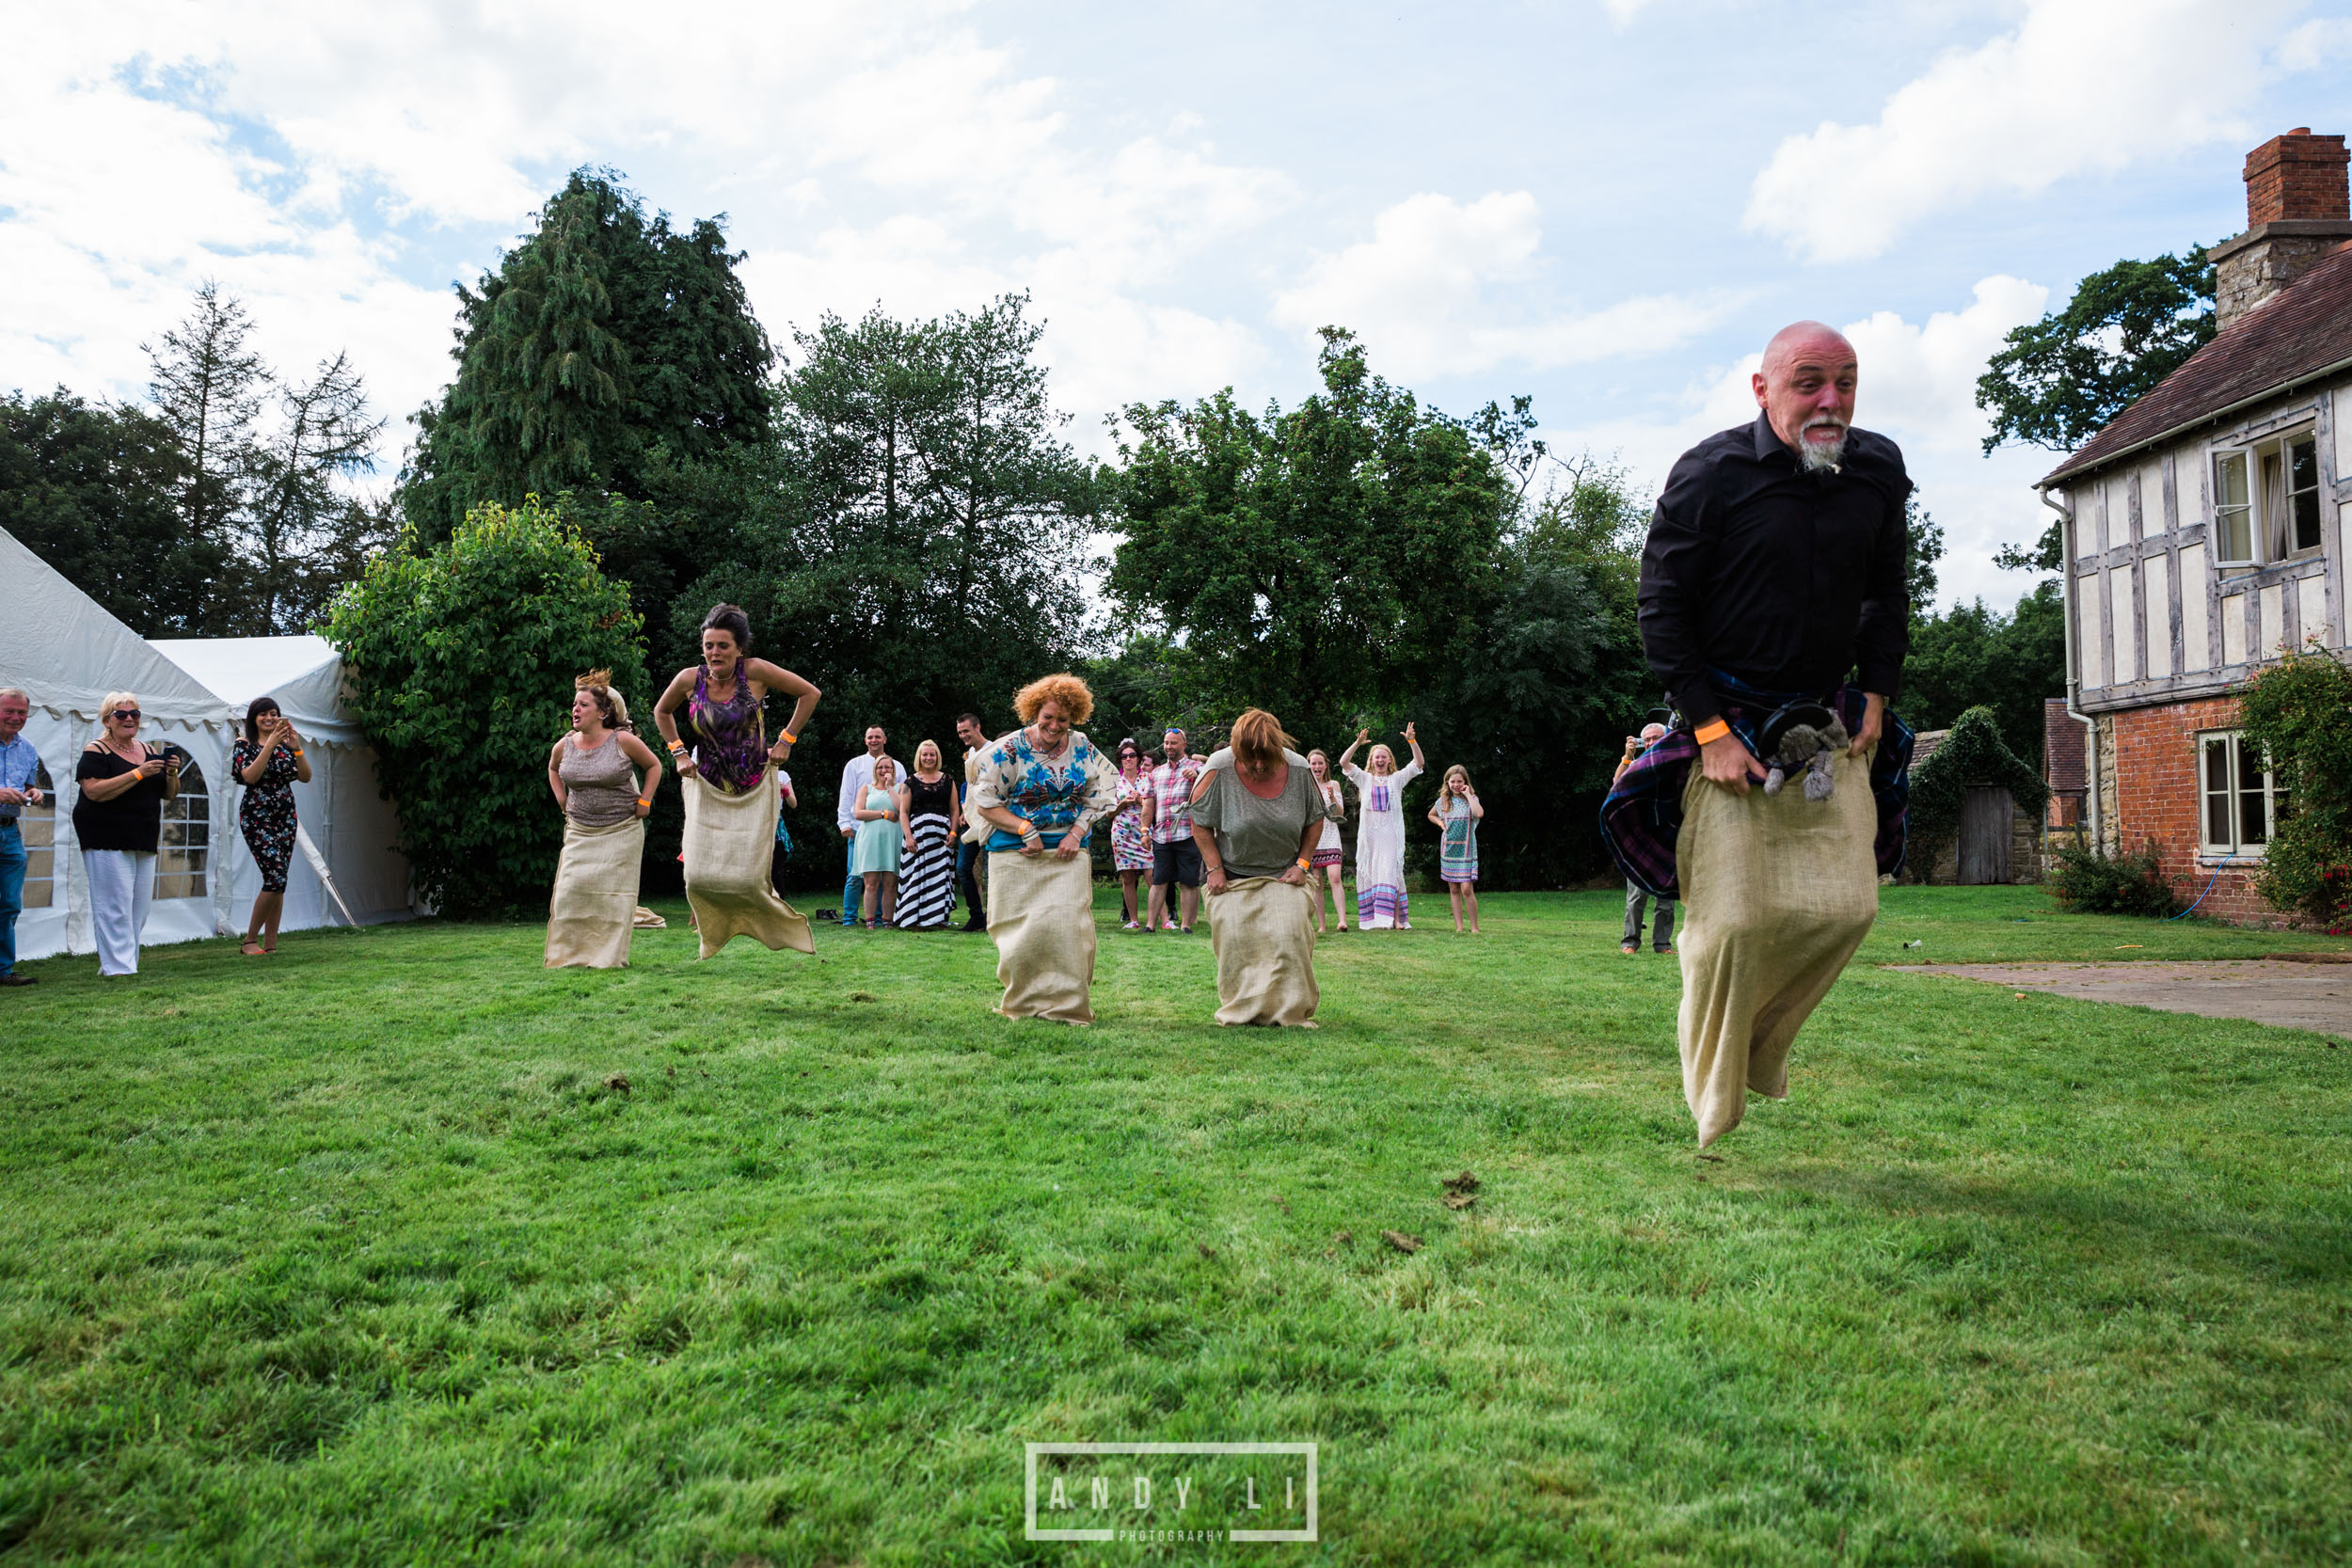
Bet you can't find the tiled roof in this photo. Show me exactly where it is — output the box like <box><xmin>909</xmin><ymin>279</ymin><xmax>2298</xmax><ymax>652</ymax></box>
<box><xmin>1911</xmin><ymin>729</ymin><xmax>1947</xmax><ymax>769</ymax></box>
<box><xmin>2043</xmin><ymin>698</ymin><xmax>2087</xmax><ymax>792</ymax></box>
<box><xmin>2042</xmin><ymin>242</ymin><xmax>2352</xmax><ymax>485</ymax></box>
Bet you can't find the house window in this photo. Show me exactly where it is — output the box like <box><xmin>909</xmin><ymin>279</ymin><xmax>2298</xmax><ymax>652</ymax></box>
<box><xmin>2284</xmin><ymin>432</ymin><xmax>2322</xmax><ymax>554</ymax></box>
<box><xmin>2200</xmin><ymin>730</ymin><xmax>2287</xmax><ymax>855</ymax></box>
<box><xmin>2213</xmin><ymin>451</ymin><xmax>2253</xmax><ymax>564</ymax></box>
<box><xmin>18</xmin><ymin>762</ymin><xmax>56</xmax><ymax>910</ymax></box>
<box><xmin>153</xmin><ymin>750</ymin><xmax>209</xmax><ymax>900</ymax></box>
<box><xmin>2212</xmin><ymin>428</ymin><xmax>2322</xmax><ymax>566</ymax></box>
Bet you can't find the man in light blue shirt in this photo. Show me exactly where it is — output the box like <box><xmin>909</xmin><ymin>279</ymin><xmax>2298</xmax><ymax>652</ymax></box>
<box><xmin>0</xmin><ymin>687</ymin><xmax>45</xmax><ymax>986</ymax></box>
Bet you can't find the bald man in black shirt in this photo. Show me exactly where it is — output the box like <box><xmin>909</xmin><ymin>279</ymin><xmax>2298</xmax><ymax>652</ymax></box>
<box><xmin>1623</xmin><ymin>321</ymin><xmax>1913</xmax><ymax>1148</ymax></box>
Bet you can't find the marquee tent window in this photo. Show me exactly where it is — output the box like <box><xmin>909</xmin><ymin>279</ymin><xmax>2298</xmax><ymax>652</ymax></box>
<box><xmin>18</xmin><ymin>762</ymin><xmax>55</xmax><ymax>910</ymax></box>
<box><xmin>154</xmin><ymin>750</ymin><xmax>209</xmax><ymax>900</ymax></box>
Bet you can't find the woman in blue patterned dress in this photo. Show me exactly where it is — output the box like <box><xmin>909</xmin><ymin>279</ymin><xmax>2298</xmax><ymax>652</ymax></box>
<box><xmin>968</xmin><ymin>673</ymin><xmax>1120</xmax><ymax>1023</ymax></box>
<box><xmin>233</xmin><ymin>697</ymin><xmax>310</xmax><ymax>956</ymax></box>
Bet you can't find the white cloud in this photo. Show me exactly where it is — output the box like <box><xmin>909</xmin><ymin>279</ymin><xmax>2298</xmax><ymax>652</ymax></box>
<box><xmin>1841</xmin><ymin>274</ymin><xmax>2049</xmax><ymax>451</ymax></box>
<box><xmin>1272</xmin><ymin>191</ymin><xmax>1743</xmax><ymax>381</ymax></box>
<box><xmin>1</xmin><ymin>1</ymin><xmax>1293</xmax><ymax>461</ymax></box>
<box><xmin>1540</xmin><ymin>277</ymin><xmax>2057</xmax><ymax>608</ymax></box>
<box><xmin>1744</xmin><ymin>0</ymin><xmax>2339</xmax><ymax>262</ymax></box>
<box><xmin>1599</xmin><ymin>0</ymin><xmax>1658</xmax><ymax>22</ymax></box>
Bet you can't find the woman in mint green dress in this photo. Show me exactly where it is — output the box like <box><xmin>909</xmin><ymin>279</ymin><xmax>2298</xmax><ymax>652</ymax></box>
<box><xmin>851</xmin><ymin>755</ymin><xmax>903</xmax><ymax>928</ymax></box>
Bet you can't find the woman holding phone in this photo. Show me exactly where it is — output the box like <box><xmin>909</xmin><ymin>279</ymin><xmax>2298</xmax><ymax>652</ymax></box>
<box><xmin>233</xmin><ymin>696</ymin><xmax>311</xmax><ymax>956</ymax></box>
<box><xmin>72</xmin><ymin>691</ymin><xmax>179</xmax><ymax>976</ymax></box>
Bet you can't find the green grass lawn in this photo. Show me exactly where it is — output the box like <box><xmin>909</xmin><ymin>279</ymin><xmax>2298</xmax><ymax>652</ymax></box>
<box><xmin>3</xmin><ymin>886</ymin><xmax>2347</xmax><ymax>1565</ymax></box>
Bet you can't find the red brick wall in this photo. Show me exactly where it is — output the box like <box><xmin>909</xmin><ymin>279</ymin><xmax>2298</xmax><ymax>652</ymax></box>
<box><xmin>2245</xmin><ymin>130</ymin><xmax>2349</xmax><ymax>225</ymax></box>
<box><xmin>2108</xmin><ymin>698</ymin><xmax>2286</xmax><ymax>926</ymax></box>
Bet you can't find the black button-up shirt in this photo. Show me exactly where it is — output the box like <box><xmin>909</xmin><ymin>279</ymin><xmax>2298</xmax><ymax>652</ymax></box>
<box><xmin>1637</xmin><ymin>411</ymin><xmax>1910</xmax><ymax>726</ymax></box>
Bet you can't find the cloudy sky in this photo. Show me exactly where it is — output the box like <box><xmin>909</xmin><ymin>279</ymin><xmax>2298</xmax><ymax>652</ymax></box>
<box><xmin>7</xmin><ymin>0</ymin><xmax>2349</xmax><ymax>610</ymax></box>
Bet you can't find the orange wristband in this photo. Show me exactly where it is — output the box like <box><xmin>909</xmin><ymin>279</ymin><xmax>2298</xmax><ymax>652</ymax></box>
<box><xmin>1692</xmin><ymin>719</ymin><xmax>1731</xmax><ymax>745</ymax></box>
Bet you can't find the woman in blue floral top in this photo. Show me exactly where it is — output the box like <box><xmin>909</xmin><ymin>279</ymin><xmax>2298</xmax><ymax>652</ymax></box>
<box><xmin>968</xmin><ymin>673</ymin><xmax>1120</xmax><ymax>1023</ymax></box>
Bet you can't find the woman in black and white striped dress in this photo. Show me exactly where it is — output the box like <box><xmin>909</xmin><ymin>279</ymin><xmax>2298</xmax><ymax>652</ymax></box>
<box><xmin>895</xmin><ymin>739</ymin><xmax>961</xmax><ymax>929</ymax></box>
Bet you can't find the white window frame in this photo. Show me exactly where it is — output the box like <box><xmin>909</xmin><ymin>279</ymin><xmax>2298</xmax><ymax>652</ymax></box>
<box><xmin>154</xmin><ymin>751</ymin><xmax>211</xmax><ymax>901</ymax></box>
<box><xmin>2210</xmin><ymin>425</ymin><xmax>2323</xmax><ymax>568</ymax></box>
<box><xmin>2197</xmin><ymin>728</ymin><xmax>2286</xmax><ymax>858</ymax></box>
<box><xmin>18</xmin><ymin>761</ymin><xmax>56</xmax><ymax>911</ymax></box>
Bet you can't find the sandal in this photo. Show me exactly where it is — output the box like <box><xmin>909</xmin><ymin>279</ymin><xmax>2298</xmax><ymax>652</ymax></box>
<box><xmin>241</xmin><ymin>940</ymin><xmax>265</xmax><ymax>957</ymax></box>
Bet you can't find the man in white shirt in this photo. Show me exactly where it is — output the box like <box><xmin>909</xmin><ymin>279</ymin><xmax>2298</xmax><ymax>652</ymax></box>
<box><xmin>954</xmin><ymin>712</ymin><xmax>993</xmax><ymax>932</ymax></box>
<box><xmin>836</xmin><ymin>725</ymin><xmax>901</xmax><ymax>927</ymax></box>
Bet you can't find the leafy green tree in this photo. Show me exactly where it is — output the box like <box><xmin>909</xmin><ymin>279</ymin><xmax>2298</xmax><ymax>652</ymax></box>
<box><xmin>674</xmin><ymin>295</ymin><xmax>1097</xmax><ymax>852</ymax></box>
<box><xmin>400</xmin><ymin>169</ymin><xmax>774</xmax><ymax>602</ymax></box>
<box><xmin>143</xmin><ymin>280</ymin><xmax>268</xmax><ymax>631</ymax></box>
<box><xmin>0</xmin><ymin>389</ymin><xmax>213</xmax><ymax>634</ymax></box>
<box><xmin>1900</xmin><ymin>579</ymin><xmax>2066</xmax><ymax>763</ymax></box>
<box><xmin>245</xmin><ymin>352</ymin><xmax>390</xmax><ymax>632</ymax></box>
<box><xmin>1105</xmin><ymin>328</ymin><xmax>1515</xmax><ymax>734</ymax></box>
<box><xmin>1904</xmin><ymin>496</ymin><xmax>1944</xmax><ymax>618</ymax></box>
<box><xmin>1977</xmin><ymin>250</ymin><xmax>2216</xmax><ymax>455</ymax></box>
<box><xmin>324</xmin><ymin>498</ymin><xmax>646</xmax><ymax>915</ymax></box>
<box><xmin>15</xmin><ymin>283</ymin><xmax>395</xmax><ymax>636</ymax></box>
<box><xmin>1979</xmin><ymin>250</ymin><xmax>2216</xmax><ymax>570</ymax></box>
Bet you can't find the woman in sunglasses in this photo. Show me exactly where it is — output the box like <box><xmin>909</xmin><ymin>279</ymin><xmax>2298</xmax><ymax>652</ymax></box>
<box><xmin>72</xmin><ymin>691</ymin><xmax>180</xmax><ymax>975</ymax></box>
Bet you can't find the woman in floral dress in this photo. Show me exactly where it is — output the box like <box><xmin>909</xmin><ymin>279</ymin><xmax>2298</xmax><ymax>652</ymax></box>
<box><xmin>1109</xmin><ymin>738</ymin><xmax>1152</xmax><ymax>928</ymax></box>
<box><xmin>233</xmin><ymin>696</ymin><xmax>310</xmax><ymax>956</ymax></box>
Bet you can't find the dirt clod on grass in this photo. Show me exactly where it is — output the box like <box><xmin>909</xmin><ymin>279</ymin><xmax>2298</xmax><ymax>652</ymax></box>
<box><xmin>604</xmin><ymin>1073</ymin><xmax>631</xmax><ymax>1092</ymax></box>
<box><xmin>1330</xmin><ymin>1229</ymin><xmax>1352</xmax><ymax>1248</ymax></box>
<box><xmin>1440</xmin><ymin>1169</ymin><xmax>1479</xmax><ymax>1195</ymax></box>
<box><xmin>1382</xmin><ymin>1230</ymin><xmax>1423</xmax><ymax>1255</ymax></box>
<box><xmin>1441</xmin><ymin>1193</ymin><xmax>1477</xmax><ymax>1211</ymax></box>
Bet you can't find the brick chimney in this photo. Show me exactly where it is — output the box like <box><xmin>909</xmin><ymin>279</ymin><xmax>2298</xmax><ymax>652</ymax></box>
<box><xmin>2209</xmin><ymin>129</ymin><xmax>2352</xmax><ymax>329</ymax></box>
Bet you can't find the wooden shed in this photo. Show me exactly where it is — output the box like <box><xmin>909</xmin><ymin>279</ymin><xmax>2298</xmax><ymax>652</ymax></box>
<box><xmin>1908</xmin><ymin>721</ymin><xmax>2048</xmax><ymax>886</ymax></box>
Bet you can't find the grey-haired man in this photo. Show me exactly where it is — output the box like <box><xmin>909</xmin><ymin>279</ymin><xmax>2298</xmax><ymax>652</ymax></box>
<box><xmin>0</xmin><ymin>688</ymin><xmax>45</xmax><ymax>986</ymax></box>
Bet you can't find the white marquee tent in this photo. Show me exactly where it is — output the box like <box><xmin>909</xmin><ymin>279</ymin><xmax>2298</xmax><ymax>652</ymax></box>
<box><xmin>3</xmin><ymin>527</ymin><xmax>415</xmax><ymax>961</ymax></box>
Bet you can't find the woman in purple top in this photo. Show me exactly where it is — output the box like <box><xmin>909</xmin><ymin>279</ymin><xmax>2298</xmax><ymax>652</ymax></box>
<box><xmin>653</xmin><ymin>604</ymin><xmax>821</xmax><ymax>793</ymax></box>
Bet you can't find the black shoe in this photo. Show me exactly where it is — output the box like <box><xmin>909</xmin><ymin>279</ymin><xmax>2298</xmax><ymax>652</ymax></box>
<box><xmin>0</xmin><ymin>973</ymin><xmax>34</xmax><ymax>987</ymax></box>
<box><xmin>961</xmin><ymin>919</ymin><xmax>986</xmax><ymax>933</ymax></box>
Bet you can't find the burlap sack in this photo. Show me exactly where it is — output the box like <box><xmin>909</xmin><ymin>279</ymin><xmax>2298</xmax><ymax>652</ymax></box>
<box><xmin>545</xmin><ymin>816</ymin><xmax>644</xmax><ymax>969</ymax></box>
<box><xmin>1205</xmin><ymin>876</ymin><xmax>1319</xmax><ymax>1026</ymax></box>
<box><xmin>987</xmin><ymin>848</ymin><xmax>1097</xmax><ymax>1023</ymax></box>
<box><xmin>1675</xmin><ymin>748</ymin><xmax>1879</xmax><ymax>1147</ymax></box>
<box><xmin>683</xmin><ymin>768</ymin><xmax>815</xmax><ymax>959</ymax></box>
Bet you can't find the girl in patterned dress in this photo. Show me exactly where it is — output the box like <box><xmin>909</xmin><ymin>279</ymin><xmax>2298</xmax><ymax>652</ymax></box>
<box><xmin>1306</xmin><ymin>749</ymin><xmax>1348</xmax><ymax>934</ymax></box>
<box><xmin>233</xmin><ymin>697</ymin><xmax>310</xmax><ymax>956</ymax></box>
<box><xmin>1426</xmin><ymin>764</ymin><xmax>1483</xmax><ymax>934</ymax></box>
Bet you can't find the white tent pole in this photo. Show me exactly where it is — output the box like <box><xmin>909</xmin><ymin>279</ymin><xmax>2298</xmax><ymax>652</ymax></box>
<box><xmin>295</xmin><ymin>823</ymin><xmax>358</xmax><ymax>927</ymax></box>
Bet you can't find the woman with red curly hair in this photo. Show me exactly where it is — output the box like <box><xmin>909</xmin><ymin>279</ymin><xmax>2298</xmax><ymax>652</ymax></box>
<box><xmin>968</xmin><ymin>673</ymin><xmax>1120</xmax><ymax>1023</ymax></box>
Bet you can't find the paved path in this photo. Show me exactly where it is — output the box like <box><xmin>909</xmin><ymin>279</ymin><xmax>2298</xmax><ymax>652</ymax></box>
<box><xmin>1893</xmin><ymin>960</ymin><xmax>2351</xmax><ymax>1039</ymax></box>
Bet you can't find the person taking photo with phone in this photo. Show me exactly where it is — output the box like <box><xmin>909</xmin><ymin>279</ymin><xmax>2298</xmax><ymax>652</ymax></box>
<box><xmin>72</xmin><ymin>691</ymin><xmax>180</xmax><ymax>976</ymax></box>
<box><xmin>233</xmin><ymin>697</ymin><xmax>311</xmax><ymax>957</ymax></box>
